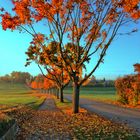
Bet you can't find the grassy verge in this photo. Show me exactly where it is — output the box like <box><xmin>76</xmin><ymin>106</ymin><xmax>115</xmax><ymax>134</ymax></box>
<box><xmin>54</xmin><ymin>98</ymin><xmax>71</xmax><ymax>111</ymax></box>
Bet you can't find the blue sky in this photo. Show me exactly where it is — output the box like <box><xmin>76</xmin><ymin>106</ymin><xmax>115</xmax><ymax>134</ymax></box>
<box><xmin>0</xmin><ymin>1</ymin><xmax>140</xmax><ymax>79</ymax></box>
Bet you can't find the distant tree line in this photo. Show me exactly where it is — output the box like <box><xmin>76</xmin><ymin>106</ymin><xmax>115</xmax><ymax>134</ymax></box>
<box><xmin>82</xmin><ymin>76</ymin><xmax>115</xmax><ymax>87</ymax></box>
<box><xmin>0</xmin><ymin>71</ymin><xmax>114</xmax><ymax>88</ymax></box>
<box><xmin>0</xmin><ymin>71</ymin><xmax>32</xmax><ymax>84</ymax></box>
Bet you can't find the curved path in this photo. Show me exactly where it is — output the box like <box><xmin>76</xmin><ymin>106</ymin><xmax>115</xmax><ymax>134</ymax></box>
<box><xmin>64</xmin><ymin>94</ymin><xmax>140</xmax><ymax>135</ymax></box>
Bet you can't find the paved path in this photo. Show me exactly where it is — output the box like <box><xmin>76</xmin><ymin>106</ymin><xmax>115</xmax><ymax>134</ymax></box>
<box><xmin>38</xmin><ymin>95</ymin><xmax>59</xmax><ymax>111</ymax></box>
<box><xmin>65</xmin><ymin>94</ymin><xmax>140</xmax><ymax>135</ymax></box>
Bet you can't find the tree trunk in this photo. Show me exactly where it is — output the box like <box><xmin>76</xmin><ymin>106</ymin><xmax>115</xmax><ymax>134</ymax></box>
<box><xmin>57</xmin><ymin>88</ymin><xmax>59</xmax><ymax>99</ymax></box>
<box><xmin>59</xmin><ymin>87</ymin><xmax>64</xmax><ymax>103</ymax></box>
<box><xmin>73</xmin><ymin>82</ymin><xmax>80</xmax><ymax>113</ymax></box>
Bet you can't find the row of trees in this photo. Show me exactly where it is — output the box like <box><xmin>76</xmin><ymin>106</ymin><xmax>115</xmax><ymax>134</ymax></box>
<box><xmin>30</xmin><ymin>74</ymin><xmax>60</xmax><ymax>99</ymax></box>
<box><xmin>0</xmin><ymin>71</ymin><xmax>32</xmax><ymax>84</ymax></box>
<box><xmin>0</xmin><ymin>0</ymin><xmax>140</xmax><ymax>113</ymax></box>
<box><xmin>115</xmin><ymin>64</ymin><xmax>140</xmax><ymax>106</ymax></box>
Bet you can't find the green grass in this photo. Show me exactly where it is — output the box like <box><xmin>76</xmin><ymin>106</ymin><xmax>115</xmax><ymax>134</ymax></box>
<box><xmin>0</xmin><ymin>82</ymin><xmax>44</xmax><ymax>108</ymax></box>
<box><xmin>55</xmin><ymin>98</ymin><xmax>72</xmax><ymax>108</ymax></box>
<box><xmin>64</xmin><ymin>86</ymin><xmax>118</xmax><ymax>102</ymax></box>
<box><xmin>30</xmin><ymin>96</ymin><xmax>46</xmax><ymax>109</ymax></box>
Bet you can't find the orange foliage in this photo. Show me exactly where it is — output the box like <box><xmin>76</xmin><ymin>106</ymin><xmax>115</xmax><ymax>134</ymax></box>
<box><xmin>1</xmin><ymin>13</ymin><xmax>19</xmax><ymax>30</ymax></box>
<box><xmin>43</xmin><ymin>77</ymin><xmax>54</xmax><ymax>89</ymax></box>
<box><xmin>64</xmin><ymin>108</ymin><xmax>87</xmax><ymax>116</ymax></box>
<box><xmin>1</xmin><ymin>0</ymin><xmax>139</xmax><ymax>31</ymax></box>
<box><xmin>117</xmin><ymin>0</ymin><xmax>140</xmax><ymax>19</ymax></box>
<box><xmin>115</xmin><ymin>75</ymin><xmax>140</xmax><ymax>106</ymax></box>
<box><xmin>13</xmin><ymin>0</ymin><xmax>31</xmax><ymax>24</ymax></box>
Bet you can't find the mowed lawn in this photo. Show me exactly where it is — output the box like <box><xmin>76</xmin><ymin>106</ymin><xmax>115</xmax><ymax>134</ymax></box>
<box><xmin>64</xmin><ymin>86</ymin><xmax>117</xmax><ymax>102</ymax></box>
<box><xmin>0</xmin><ymin>83</ymin><xmax>43</xmax><ymax>107</ymax></box>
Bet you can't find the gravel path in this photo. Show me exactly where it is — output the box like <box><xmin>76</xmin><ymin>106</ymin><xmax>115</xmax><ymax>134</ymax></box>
<box><xmin>65</xmin><ymin>94</ymin><xmax>140</xmax><ymax>135</ymax></box>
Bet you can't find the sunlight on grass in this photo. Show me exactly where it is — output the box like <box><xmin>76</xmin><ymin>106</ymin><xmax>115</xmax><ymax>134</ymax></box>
<box><xmin>55</xmin><ymin>99</ymin><xmax>71</xmax><ymax>108</ymax></box>
<box><xmin>0</xmin><ymin>83</ymin><xmax>46</xmax><ymax>109</ymax></box>
<box><xmin>64</xmin><ymin>87</ymin><xmax>118</xmax><ymax>102</ymax></box>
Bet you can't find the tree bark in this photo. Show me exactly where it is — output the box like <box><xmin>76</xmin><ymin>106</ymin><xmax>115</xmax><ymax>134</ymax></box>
<box><xmin>57</xmin><ymin>88</ymin><xmax>59</xmax><ymax>99</ymax></box>
<box><xmin>72</xmin><ymin>82</ymin><xmax>80</xmax><ymax>113</ymax></box>
<box><xmin>59</xmin><ymin>87</ymin><xmax>64</xmax><ymax>102</ymax></box>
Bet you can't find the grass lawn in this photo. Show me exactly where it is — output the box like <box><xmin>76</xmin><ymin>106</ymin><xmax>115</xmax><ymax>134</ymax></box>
<box><xmin>64</xmin><ymin>86</ymin><xmax>118</xmax><ymax>102</ymax></box>
<box><xmin>0</xmin><ymin>82</ymin><xmax>46</xmax><ymax>109</ymax></box>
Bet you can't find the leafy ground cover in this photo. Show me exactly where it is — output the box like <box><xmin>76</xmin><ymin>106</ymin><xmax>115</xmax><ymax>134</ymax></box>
<box><xmin>3</xmin><ymin>96</ymin><xmax>139</xmax><ymax>140</ymax></box>
<box><xmin>0</xmin><ymin>83</ymin><xmax>47</xmax><ymax>138</ymax></box>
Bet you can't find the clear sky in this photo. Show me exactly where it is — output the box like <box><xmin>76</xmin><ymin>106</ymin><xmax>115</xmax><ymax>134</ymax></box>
<box><xmin>0</xmin><ymin>0</ymin><xmax>140</xmax><ymax>79</ymax></box>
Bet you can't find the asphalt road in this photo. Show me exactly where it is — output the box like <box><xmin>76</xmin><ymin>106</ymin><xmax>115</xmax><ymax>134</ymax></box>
<box><xmin>64</xmin><ymin>94</ymin><xmax>140</xmax><ymax>135</ymax></box>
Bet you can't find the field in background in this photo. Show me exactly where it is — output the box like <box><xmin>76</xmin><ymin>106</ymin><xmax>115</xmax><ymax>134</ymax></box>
<box><xmin>0</xmin><ymin>83</ymin><xmax>46</xmax><ymax>109</ymax></box>
<box><xmin>0</xmin><ymin>83</ymin><xmax>117</xmax><ymax>108</ymax></box>
<box><xmin>64</xmin><ymin>87</ymin><xmax>117</xmax><ymax>101</ymax></box>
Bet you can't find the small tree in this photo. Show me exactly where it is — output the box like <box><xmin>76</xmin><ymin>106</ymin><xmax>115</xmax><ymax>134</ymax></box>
<box><xmin>44</xmin><ymin>69</ymin><xmax>70</xmax><ymax>102</ymax></box>
<box><xmin>25</xmin><ymin>40</ymin><xmax>70</xmax><ymax>102</ymax></box>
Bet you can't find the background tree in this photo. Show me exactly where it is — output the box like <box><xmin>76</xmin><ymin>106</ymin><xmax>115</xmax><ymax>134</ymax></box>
<box><xmin>0</xmin><ymin>0</ymin><xmax>140</xmax><ymax>113</ymax></box>
<box><xmin>0</xmin><ymin>71</ymin><xmax>32</xmax><ymax>84</ymax></box>
<box><xmin>11</xmin><ymin>71</ymin><xmax>32</xmax><ymax>83</ymax></box>
<box><xmin>0</xmin><ymin>74</ymin><xmax>11</xmax><ymax>83</ymax></box>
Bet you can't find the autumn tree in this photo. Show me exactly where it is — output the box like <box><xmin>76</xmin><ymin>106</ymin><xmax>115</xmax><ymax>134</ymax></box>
<box><xmin>25</xmin><ymin>40</ymin><xmax>70</xmax><ymax>102</ymax></box>
<box><xmin>0</xmin><ymin>0</ymin><xmax>140</xmax><ymax>113</ymax></box>
<box><xmin>43</xmin><ymin>76</ymin><xmax>56</xmax><ymax>94</ymax></box>
<box><xmin>44</xmin><ymin>69</ymin><xmax>70</xmax><ymax>102</ymax></box>
<box><xmin>31</xmin><ymin>74</ymin><xmax>44</xmax><ymax>89</ymax></box>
